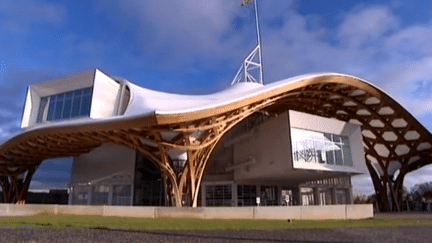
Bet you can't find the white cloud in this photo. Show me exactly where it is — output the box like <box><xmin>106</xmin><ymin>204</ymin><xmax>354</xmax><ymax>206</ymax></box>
<box><xmin>0</xmin><ymin>0</ymin><xmax>66</xmax><ymax>34</ymax></box>
<box><xmin>376</xmin><ymin>57</ymin><xmax>432</xmax><ymax>116</ymax></box>
<box><xmin>338</xmin><ymin>6</ymin><xmax>400</xmax><ymax>48</ymax></box>
<box><xmin>351</xmin><ymin>174</ymin><xmax>374</xmax><ymax>196</ymax></box>
<box><xmin>97</xmin><ymin>0</ymin><xmax>247</xmax><ymax>71</ymax></box>
<box><xmin>405</xmin><ymin>165</ymin><xmax>432</xmax><ymax>191</ymax></box>
<box><xmin>386</xmin><ymin>25</ymin><xmax>432</xmax><ymax>60</ymax></box>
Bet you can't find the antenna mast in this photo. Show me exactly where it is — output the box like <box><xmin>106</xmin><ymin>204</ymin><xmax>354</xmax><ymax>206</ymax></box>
<box><xmin>231</xmin><ymin>0</ymin><xmax>264</xmax><ymax>85</ymax></box>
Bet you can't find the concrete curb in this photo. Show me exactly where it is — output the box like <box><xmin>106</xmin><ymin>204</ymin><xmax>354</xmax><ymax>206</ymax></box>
<box><xmin>0</xmin><ymin>204</ymin><xmax>373</xmax><ymax>220</ymax></box>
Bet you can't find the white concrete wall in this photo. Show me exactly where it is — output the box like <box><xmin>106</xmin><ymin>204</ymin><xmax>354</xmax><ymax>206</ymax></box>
<box><xmin>229</xmin><ymin>110</ymin><xmax>367</xmax><ymax>181</ymax></box>
<box><xmin>21</xmin><ymin>88</ymin><xmax>34</xmax><ymax>128</ymax></box>
<box><xmin>0</xmin><ymin>204</ymin><xmax>374</xmax><ymax>220</ymax></box>
<box><xmin>21</xmin><ymin>70</ymin><xmax>97</xmax><ymax>128</ymax></box>
<box><xmin>70</xmin><ymin>144</ymin><xmax>136</xmax><ymax>186</ymax></box>
<box><xmin>233</xmin><ymin>112</ymin><xmax>292</xmax><ymax>181</ymax></box>
<box><xmin>90</xmin><ymin>70</ymin><xmax>121</xmax><ymax>118</ymax></box>
<box><xmin>289</xmin><ymin>110</ymin><xmax>367</xmax><ymax>174</ymax></box>
<box><xmin>21</xmin><ymin>69</ymin><xmax>125</xmax><ymax>129</ymax></box>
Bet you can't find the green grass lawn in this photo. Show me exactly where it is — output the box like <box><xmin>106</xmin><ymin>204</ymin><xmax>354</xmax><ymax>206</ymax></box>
<box><xmin>0</xmin><ymin>213</ymin><xmax>431</xmax><ymax>230</ymax></box>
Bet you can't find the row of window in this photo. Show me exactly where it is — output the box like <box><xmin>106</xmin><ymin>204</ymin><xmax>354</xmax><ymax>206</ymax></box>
<box><xmin>291</xmin><ymin>128</ymin><xmax>353</xmax><ymax>166</ymax></box>
<box><xmin>37</xmin><ymin>87</ymin><xmax>93</xmax><ymax>123</ymax></box>
<box><xmin>205</xmin><ymin>184</ymin><xmax>350</xmax><ymax>206</ymax></box>
<box><xmin>205</xmin><ymin>185</ymin><xmax>279</xmax><ymax>207</ymax></box>
<box><xmin>300</xmin><ymin>187</ymin><xmax>349</xmax><ymax>205</ymax></box>
<box><xmin>71</xmin><ymin>184</ymin><xmax>132</xmax><ymax>206</ymax></box>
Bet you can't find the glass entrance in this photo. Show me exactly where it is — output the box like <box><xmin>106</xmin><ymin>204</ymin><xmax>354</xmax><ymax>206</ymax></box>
<box><xmin>133</xmin><ymin>153</ymin><xmax>165</xmax><ymax>206</ymax></box>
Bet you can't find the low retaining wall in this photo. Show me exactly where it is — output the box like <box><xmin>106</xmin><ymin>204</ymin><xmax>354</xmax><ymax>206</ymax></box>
<box><xmin>0</xmin><ymin>204</ymin><xmax>373</xmax><ymax>220</ymax></box>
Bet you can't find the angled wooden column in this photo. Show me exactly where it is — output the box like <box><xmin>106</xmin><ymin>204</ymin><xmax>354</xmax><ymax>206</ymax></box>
<box><xmin>0</xmin><ymin>175</ymin><xmax>13</xmax><ymax>203</ymax></box>
<box><xmin>15</xmin><ymin>166</ymin><xmax>38</xmax><ymax>204</ymax></box>
<box><xmin>156</xmin><ymin>97</ymin><xmax>279</xmax><ymax>207</ymax></box>
<box><xmin>279</xmin><ymin>80</ymin><xmax>432</xmax><ymax>212</ymax></box>
<box><xmin>0</xmin><ymin>164</ymin><xmax>39</xmax><ymax>204</ymax></box>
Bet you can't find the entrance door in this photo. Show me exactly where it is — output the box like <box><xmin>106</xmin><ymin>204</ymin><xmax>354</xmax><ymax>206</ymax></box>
<box><xmin>133</xmin><ymin>153</ymin><xmax>165</xmax><ymax>206</ymax></box>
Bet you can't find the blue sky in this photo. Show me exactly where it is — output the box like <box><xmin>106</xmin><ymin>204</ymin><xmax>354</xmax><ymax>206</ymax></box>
<box><xmin>1</xmin><ymin>0</ymin><xmax>432</xmax><ymax>195</ymax></box>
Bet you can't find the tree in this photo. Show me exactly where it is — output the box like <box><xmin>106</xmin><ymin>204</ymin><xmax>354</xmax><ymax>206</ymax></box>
<box><xmin>411</xmin><ymin>182</ymin><xmax>432</xmax><ymax>201</ymax></box>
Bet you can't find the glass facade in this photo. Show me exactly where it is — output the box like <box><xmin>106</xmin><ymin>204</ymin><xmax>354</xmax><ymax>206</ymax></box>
<box><xmin>133</xmin><ymin>153</ymin><xmax>165</xmax><ymax>206</ymax></box>
<box><xmin>237</xmin><ymin>185</ymin><xmax>257</xmax><ymax>206</ymax></box>
<box><xmin>71</xmin><ymin>186</ymin><xmax>90</xmax><ymax>205</ymax></box>
<box><xmin>205</xmin><ymin>185</ymin><xmax>232</xmax><ymax>206</ymax></box>
<box><xmin>260</xmin><ymin>186</ymin><xmax>278</xmax><ymax>206</ymax></box>
<box><xmin>71</xmin><ymin>184</ymin><xmax>132</xmax><ymax>206</ymax></box>
<box><xmin>91</xmin><ymin>185</ymin><xmax>109</xmax><ymax>205</ymax></box>
<box><xmin>37</xmin><ymin>87</ymin><xmax>93</xmax><ymax>123</ymax></box>
<box><xmin>291</xmin><ymin>128</ymin><xmax>353</xmax><ymax>166</ymax></box>
<box><xmin>112</xmin><ymin>185</ymin><xmax>132</xmax><ymax>206</ymax></box>
<box><xmin>300</xmin><ymin>187</ymin><xmax>315</xmax><ymax>206</ymax></box>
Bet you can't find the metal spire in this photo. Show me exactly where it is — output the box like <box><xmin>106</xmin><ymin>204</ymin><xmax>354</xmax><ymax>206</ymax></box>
<box><xmin>232</xmin><ymin>0</ymin><xmax>264</xmax><ymax>85</ymax></box>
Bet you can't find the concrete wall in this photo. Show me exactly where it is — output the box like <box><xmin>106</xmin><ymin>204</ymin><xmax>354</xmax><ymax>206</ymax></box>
<box><xmin>233</xmin><ymin>112</ymin><xmax>292</xmax><ymax>181</ymax></box>
<box><xmin>21</xmin><ymin>69</ymin><xmax>124</xmax><ymax>128</ymax></box>
<box><xmin>91</xmin><ymin>70</ymin><xmax>121</xmax><ymax>118</ymax></box>
<box><xmin>0</xmin><ymin>204</ymin><xmax>373</xmax><ymax>220</ymax></box>
<box><xmin>289</xmin><ymin>110</ymin><xmax>368</xmax><ymax>174</ymax></box>
<box><xmin>22</xmin><ymin>70</ymin><xmax>97</xmax><ymax>128</ymax></box>
<box><xmin>70</xmin><ymin>143</ymin><xmax>136</xmax><ymax>186</ymax></box>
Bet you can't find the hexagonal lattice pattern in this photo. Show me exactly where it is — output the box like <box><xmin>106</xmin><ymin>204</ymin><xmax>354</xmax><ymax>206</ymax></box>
<box><xmin>369</xmin><ymin>119</ymin><xmax>385</xmax><ymax>128</ymax></box>
<box><xmin>0</xmin><ymin>73</ymin><xmax>431</xmax><ymax>209</ymax></box>
<box><xmin>336</xmin><ymin>110</ymin><xmax>348</xmax><ymax>115</ymax></box>
<box><xmin>378</xmin><ymin>107</ymin><xmax>394</xmax><ymax>115</ymax></box>
<box><xmin>404</xmin><ymin>131</ymin><xmax>420</xmax><ymax>140</ymax></box>
<box><xmin>374</xmin><ymin>143</ymin><xmax>390</xmax><ymax>157</ymax></box>
<box><xmin>349</xmin><ymin>119</ymin><xmax>362</xmax><ymax>125</ymax></box>
<box><xmin>408</xmin><ymin>156</ymin><xmax>420</xmax><ymax>164</ymax></box>
<box><xmin>382</xmin><ymin>131</ymin><xmax>398</xmax><ymax>141</ymax></box>
<box><xmin>417</xmin><ymin>142</ymin><xmax>432</xmax><ymax>151</ymax></box>
<box><xmin>362</xmin><ymin>130</ymin><xmax>377</xmax><ymax>139</ymax></box>
<box><xmin>366</xmin><ymin>154</ymin><xmax>379</xmax><ymax>164</ymax></box>
<box><xmin>365</xmin><ymin>97</ymin><xmax>381</xmax><ymax>105</ymax></box>
<box><xmin>343</xmin><ymin>101</ymin><xmax>357</xmax><ymax>107</ymax></box>
<box><xmin>350</xmin><ymin>89</ymin><xmax>366</xmax><ymax>97</ymax></box>
<box><xmin>391</xmin><ymin>118</ymin><xmax>408</xmax><ymax>128</ymax></box>
<box><xmin>395</xmin><ymin>144</ymin><xmax>410</xmax><ymax>156</ymax></box>
<box><xmin>357</xmin><ymin>109</ymin><xmax>371</xmax><ymax>116</ymax></box>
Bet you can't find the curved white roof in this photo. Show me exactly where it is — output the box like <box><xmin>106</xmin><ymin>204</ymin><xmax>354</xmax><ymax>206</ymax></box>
<box><xmin>0</xmin><ymin>72</ymin><xmax>431</xmax><ymax>187</ymax></box>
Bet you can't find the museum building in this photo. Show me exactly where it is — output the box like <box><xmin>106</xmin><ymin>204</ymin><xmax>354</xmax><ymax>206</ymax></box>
<box><xmin>20</xmin><ymin>69</ymin><xmax>368</xmax><ymax>207</ymax></box>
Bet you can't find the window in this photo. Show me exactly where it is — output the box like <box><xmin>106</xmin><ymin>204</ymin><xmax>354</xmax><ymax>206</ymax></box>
<box><xmin>301</xmin><ymin>187</ymin><xmax>314</xmax><ymax>206</ymax></box>
<box><xmin>291</xmin><ymin>128</ymin><xmax>353</xmax><ymax>167</ymax></box>
<box><xmin>237</xmin><ymin>185</ymin><xmax>257</xmax><ymax>206</ymax></box>
<box><xmin>319</xmin><ymin>188</ymin><xmax>332</xmax><ymax>205</ymax></box>
<box><xmin>205</xmin><ymin>184</ymin><xmax>232</xmax><ymax>206</ymax></box>
<box><xmin>260</xmin><ymin>186</ymin><xmax>278</xmax><ymax>206</ymax></box>
<box><xmin>112</xmin><ymin>185</ymin><xmax>132</xmax><ymax>206</ymax></box>
<box><xmin>91</xmin><ymin>185</ymin><xmax>110</xmax><ymax>205</ymax></box>
<box><xmin>71</xmin><ymin>186</ymin><xmax>90</xmax><ymax>205</ymax></box>
<box><xmin>37</xmin><ymin>87</ymin><xmax>93</xmax><ymax>123</ymax></box>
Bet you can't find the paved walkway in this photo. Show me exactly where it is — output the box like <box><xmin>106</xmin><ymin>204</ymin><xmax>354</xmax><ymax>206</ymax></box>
<box><xmin>1</xmin><ymin>226</ymin><xmax>432</xmax><ymax>243</ymax></box>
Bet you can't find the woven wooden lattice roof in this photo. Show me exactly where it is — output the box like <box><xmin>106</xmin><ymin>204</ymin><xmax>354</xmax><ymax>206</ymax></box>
<box><xmin>0</xmin><ymin>73</ymin><xmax>431</xmax><ymax>182</ymax></box>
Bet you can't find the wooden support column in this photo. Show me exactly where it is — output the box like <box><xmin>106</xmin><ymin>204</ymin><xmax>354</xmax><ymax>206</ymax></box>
<box><xmin>0</xmin><ymin>165</ymin><xmax>38</xmax><ymax>204</ymax></box>
<box><xmin>366</xmin><ymin>159</ymin><xmax>389</xmax><ymax>212</ymax></box>
<box><xmin>0</xmin><ymin>176</ymin><xmax>13</xmax><ymax>203</ymax></box>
